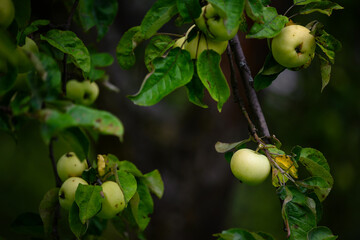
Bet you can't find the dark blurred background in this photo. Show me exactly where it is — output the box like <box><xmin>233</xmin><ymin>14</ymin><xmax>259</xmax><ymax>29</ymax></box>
<box><xmin>0</xmin><ymin>0</ymin><xmax>359</xmax><ymax>239</ymax></box>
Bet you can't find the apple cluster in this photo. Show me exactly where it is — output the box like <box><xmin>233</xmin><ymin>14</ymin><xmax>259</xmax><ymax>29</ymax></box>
<box><xmin>57</xmin><ymin>152</ymin><xmax>125</xmax><ymax>219</ymax></box>
<box><xmin>173</xmin><ymin>3</ymin><xmax>240</xmax><ymax>59</ymax></box>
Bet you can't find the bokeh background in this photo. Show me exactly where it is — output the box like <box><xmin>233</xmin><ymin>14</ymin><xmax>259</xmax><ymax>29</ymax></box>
<box><xmin>0</xmin><ymin>0</ymin><xmax>359</xmax><ymax>239</ymax></box>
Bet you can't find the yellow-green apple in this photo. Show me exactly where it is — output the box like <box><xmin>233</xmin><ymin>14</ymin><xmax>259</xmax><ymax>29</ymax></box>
<box><xmin>15</xmin><ymin>37</ymin><xmax>39</xmax><ymax>73</ymax></box>
<box><xmin>0</xmin><ymin>0</ymin><xmax>15</xmax><ymax>28</ymax></box>
<box><xmin>66</xmin><ymin>80</ymin><xmax>99</xmax><ymax>105</ymax></box>
<box><xmin>57</xmin><ymin>152</ymin><xmax>88</xmax><ymax>182</ymax></box>
<box><xmin>58</xmin><ymin>177</ymin><xmax>88</xmax><ymax>210</ymax></box>
<box><xmin>271</xmin><ymin>25</ymin><xmax>316</xmax><ymax>69</ymax></box>
<box><xmin>97</xmin><ymin>181</ymin><xmax>125</xmax><ymax>219</ymax></box>
<box><xmin>230</xmin><ymin>148</ymin><xmax>271</xmax><ymax>185</ymax></box>
<box><xmin>81</xmin><ymin>80</ymin><xmax>99</xmax><ymax>105</ymax></box>
<box><xmin>195</xmin><ymin>3</ymin><xmax>238</xmax><ymax>41</ymax></box>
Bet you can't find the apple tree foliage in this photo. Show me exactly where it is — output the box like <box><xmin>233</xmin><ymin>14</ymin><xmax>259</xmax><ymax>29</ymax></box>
<box><xmin>0</xmin><ymin>0</ymin><xmax>343</xmax><ymax>239</ymax></box>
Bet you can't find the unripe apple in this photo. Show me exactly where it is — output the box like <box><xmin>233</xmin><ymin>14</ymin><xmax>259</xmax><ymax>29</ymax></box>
<box><xmin>230</xmin><ymin>148</ymin><xmax>271</xmax><ymax>185</ymax></box>
<box><xmin>57</xmin><ymin>152</ymin><xmax>88</xmax><ymax>182</ymax></box>
<box><xmin>97</xmin><ymin>181</ymin><xmax>125</xmax><ymax>219</ymax></box>
<box><xmin>81</xmin><ymin>80</ymin><xmax>99</xmax><ymax>105</ymax></box>
<box><xmin>183</xmin><ymin>25</ymin><xmax>228</xmax><ymax>59</ymax></box>
<box><xmin>0</xmin><ymin>0</ymin><xmax>15</xmax><ymax>28</ymax></box>
<box><xmin>66</xmin><ymin>80</ymin><xmax>99</xmax><ymax>105</ymax></box>
<box><xmin>15</xmin><ymin>37</ymin><xmax>39</xmax><ymax>73</ymax></box>
<box><xmin>58</xmin><ymin>177</ymin><xmax>88</xmax><ymax>210</ymax></box>
<box><xmin>195</xmin><ymin>3</ymin><xmax>238</xmax><ymax>41</ymax></box>
<box><xmin>271</xmin><ymin>25</ymin><xmax>316</xmax><ymax>69</ymax></box>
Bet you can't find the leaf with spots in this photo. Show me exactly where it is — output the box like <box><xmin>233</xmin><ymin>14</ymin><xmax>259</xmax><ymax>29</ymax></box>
<box><xmin>75</xmin><ymin>184</ymin><xmax>103</xmax><ymax>224</ymax></box>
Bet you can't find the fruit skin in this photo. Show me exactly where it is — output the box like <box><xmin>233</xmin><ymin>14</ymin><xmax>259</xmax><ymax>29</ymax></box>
<box><xmin>183</xmin><ymin>25</ymin><xmax>228</xmax><ymax>59</ymax></box>
<box><xmin>58</xmin><ymin>177</ymin><xmax>88</xmax><ymax>210</ymax></box>
<box><xmin>57</xmin><ymin>152</ymin><xmax>88</xmax><ymax>182</ymax></box>
<box><xmin>15</xmin><ymin>37</ymin><xmax>39</xmax><ymax>73</ymax></box>
<box><xmin>97</xmin><ymin>181</ymin><xmax>125</xmax><ymax>219</ymax></box>
<box><xmin>271</xmin><ymin>25</ymin><xmax>316</xmax><ymax>69</ymax></box>
<box><xmin>66</xmin><ymin>80</ymin><xmax>99</xmax><ymax>105</ymax></box>
<box><xmin>230</xmin><ymin>148</ymin><xmax>271</xmax><ymax>185</ymax></box>
<box><xmin>195</xmin><ymin>3</ymin><xmax>238</xmax><ymax>41</ymax></box>
<box><xmin>0</xmin><ymin>0</ymin><xmax>15</xmax><ymax>28</ymax></box>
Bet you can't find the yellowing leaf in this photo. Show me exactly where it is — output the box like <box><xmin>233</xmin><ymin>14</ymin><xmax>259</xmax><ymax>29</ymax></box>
<box><xmin>274</xmin><ymin>155</ymin><xmax>298</xmax><ymax>178</ymax></box>
<box><xmin>97</xmin><ymin>154</ymin><xmax>106</xmax><ymax>176</ymax></box>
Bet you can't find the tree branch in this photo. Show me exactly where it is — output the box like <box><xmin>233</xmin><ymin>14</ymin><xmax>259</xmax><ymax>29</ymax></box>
<box><xmin>229</xmin><ymin>35</ymin><xmax>271</xmax><ymax>140</ymax></box>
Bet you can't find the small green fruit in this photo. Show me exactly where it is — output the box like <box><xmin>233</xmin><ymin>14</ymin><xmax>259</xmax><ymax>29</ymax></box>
<box><xmin>195</xmin><ymin>3</ymin><xmax>238</xmax><ymax>41</ymax></box>
<box><xmin>58</xmin><ymin>177</ymin><xmax>88</xmax><ymax>210</ymax></box>
<box><xmin>230</xmin><ymin>148</ymin><xmax>271</xmax><ymax>185</ymax></box>
<box><xmin>81</xmin><ymin>80</ymin><xmax>99</xmax><ymax>105</ymax></box>
<box><xmin>57</xmin><ymin>152</ymin><xmax>88</xmax><ymax>182</ymax></box>
<box><xmin>66</xmin><ymin>80</ymin><xmax>99</xmax><ymax>105</ymax></box>
<box><xmin>97</xmin><ymin>181</ymin><xmax>125</xmax><ymax>219</ymax></box>
<box><xmin>271</xmin><ymin>24</ymin><xmax>316</xmax><ymax>69</ymax></box>
<box><xmin>15</xmin><ymin>37</ymin><xmax>39</xmax><ymax>73</ymax></box>
<box><xmin>0</xmin><ymin>0</ymin><xmax>15</xmax><ymax>28</ymax></box>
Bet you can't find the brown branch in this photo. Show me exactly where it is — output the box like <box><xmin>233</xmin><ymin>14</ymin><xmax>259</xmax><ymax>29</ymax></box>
<box><xmin>228</xmin><ymin>35</ymin><xmax>271</xmax><ymax>140</ymax></box>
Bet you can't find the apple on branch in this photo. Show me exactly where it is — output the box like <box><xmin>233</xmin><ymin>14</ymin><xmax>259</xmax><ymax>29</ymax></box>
<box><xmin>0</xmin><ymin>0</ymin><xmax>15</xmax><ymax>28</ymax></box>
<box><xmin>66</xmin><ymin>80</ymin><xmax>99</xmax><ymax>105</ymax></box>
<box><xmin>97</xmin><ymin>181</ymin><xmax>125</xmax><ymax>219</ymax></box>
<box><xmin>58</xmin><ymin>177</ymin><xmax>88</xmax><ymax>210</ymax></box>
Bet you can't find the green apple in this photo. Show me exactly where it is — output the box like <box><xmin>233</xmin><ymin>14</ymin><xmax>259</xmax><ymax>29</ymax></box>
<box><xmin>15</xmin><ymin>37</ymin><xmax>39</xmax><ymax>73</ymax></box>
<box><xmin>57</xmin><ymin>152</ymin><xmax>88</xmax><ymax>182</ymax></box>
<box><xmin>66</xmin><ymin>80</ymin><xmax>99</xmax><ymax>105</ymax></box>
<box><xmin>0</xmin><ymin>0</ymin><xmax>15</xmax><ymax>28</ymax></box>
<box><xmin>97</xmin><ymin>181</ymin><xmax>125</xmax><ymax>219</ymax></box>
<box><xmin>183</xmin><ymin>25</ymin><xmax>228</xmax><ymax>59</ymax></box>
<box><xmin>271</xmin><ymin>24</ymin><xmax>316</xmax><ymax>69</ymax></box>
<box><xmin>58</xmin><ymin>177</ymin><xmax>88</xmax><ymax>210</ymax></box>
<box><xmin>195</xmin><ymin>3</ymin><xmax>238</xmax><ymax>41</ymax></box>
<box><xmin>230</xmin><ymin>148</ymin><xmax>271</xmax><ymax>185</ymax></box>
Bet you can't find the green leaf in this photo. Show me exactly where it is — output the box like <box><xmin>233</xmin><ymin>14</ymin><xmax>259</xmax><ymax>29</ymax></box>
<box><xmin>294</xmin><ymin>0</ymin><xmax>322</xmax><ymax>5</ymax></box>
<box><xmin>38</xmin><ymin>188</ymin><xmax>60</xmax><ymax>238</ymax></box>
<box><xmin>315</xmin><ymin>29</ymin><xmax>342</xmax><ymax>64</ymax></box>
<box><xmin>214</xmin><ymin>228</ymin><xmax>257</xmax><ymax>240</ymax></box>
<box><xmin>143</xmin><ymin>169</ymin><xmax>164</xmax><ymax>199</ymax></box>
<box><xmin>41</xmin><ymin>30</ymin><xmax>91</xmax><ymax>74</ymax></box>
<box><xmin>292</xmin><ymin>146</ymin><xmax>334</xmax><ymax>187</ymax></box>
<box><xmin>39</xmin><ymin>104</ymin><xmax>124</xmax><ymax>144</ymax></box>
<box><xmin>82</xmin><ymin>168</ymin><xmax>98</xmax><ymax>185</ymax></box>
<box><xmin>89</xmin><ymin>52</ymin><xmax>114</xmax><ymax>81</ymax></box>
<box><xmin>144</xmin><ymin>35</ymin><xmax>174</xmax><ymax>72</ymax></box>
<box><xmin>299</xmin><ymin>1</ymin><xmax>343</xmax><ymax>16</ymax></box>
<box><xmin>247</xmin><ymin>7</ymin><xmax>288</xmax><ymax>39</ymax></box>
<box><xmin>319</xmin><ymin>55</ymin><xmax>331</xmax><ymax>92</ymax></box>
<box><xmin>197</xmin><ymin>50</ymin><xmax>230</xmax><ymax>112</ymax></box>
<box><xmin>117</xmin><ymin>170</ymin><xmax>138</xmax><ymax>204</ymax></box>
<box><xmin>118</xmin><ymin>160</ymin><xmax>143</xmax><ymax>177</ymax></box>
<box><xmin>17</xmin><ymin>20</ymin><xmax>50</xmax><ymax>46</ymax></box>
<box><xmin>77</xmin><ymin>0</ymin><xmax>118</xmax><ymax>40</ymax></box>
<box><xmin>307</xmin><ymin>226</ymin><xmax>338</xmax><ymax>240</ymax></box>
<box><xmin>208</xmin><ymin>0</ymin><xmax>245</xmax><ymax>33</ymax></box>
<box><xmin>140</xmin><ymin>0</ymin><xmax>178</xmax><ymax>40</ymax></box>
<box><xmin>13</xmin><ymin>0</ymin><xmax>31</xmax><ymax>28</ymax></box>
<box><xmin>132</xmin><ymin>179</ymin><xmax>154</xmax><ymax>231</ymax></box>
<box><xmin>245</xmin><ymin>0</ymin><xmax>266</xmax><ymax>22</ymax></box>
<box><xmin>176</xmin><ymin>0</ymin><xmax>202</xmax><ymax>23</ymax></box>
<box><xmin>57</xmin><ymin>127</ymin><xmax>90</xmax><ymax>161</ymax></box>
<box><xmin>215</xmin><ymin>138</ymin><xmax>250</xmax><ymax>153</ymax></box>
<box><xmin>128</xmin><ymin>48</ymin><xmax>194</xmax><ymax>106</ymax></box>
<box><xmin>254</xmin><ymin>53</ymin><xmax>285</xmax><ymax>91</ymax></box>
<box><xmin>69</xmin><ymin>203</ymin><xmax>88</xmax><ymax>239</ymax></box>
<box><xmin>0</xmin><ymin>64</ymin><xmax>17</xmax><ymax>96</ymax></box>
<box><xmin>185</xmin><ymin>67</ymin><xmax>208</xmax><ymax>108</ymax></box>
<box><xmin>299</xmin><ymin>177</ymin><xmax>331</xmax><ymax>202</ymax></box>
<box><xmin>116</xmin><ymin>26</ymin><xmax>143</xmax><ymax>70</ymax></box>
<box><xmin>10</xmin><ymin>212</ymin><xmax>44</xmax><ymax>237</ymax></box>
<box><xmin>75</xmin><ymin>184</ymin><xmax>103</xmax><ymax>224</ymax></box>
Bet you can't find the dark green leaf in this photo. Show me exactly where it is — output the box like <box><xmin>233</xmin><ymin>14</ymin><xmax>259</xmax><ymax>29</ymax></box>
<box><xmin>197</xmin><ymin>50</ymin><xmax>230</xmax><ymax>112</ymax></box>
<box><xmin>140</xmin><ymin>0</ymin><xmax>178</xmax><ymax>39</ymax></box>
<box><xmin>118</xmin><ymin>170</ymin><xmax>138</xmax><ymax>204</ymax></box>
<box><xmin>116</xmin><ymin>26</ymin><xmax>143</xmax><ymax>70</ymax></box>
<box><xmin>247</xmin><ymin>7</ymin><xmax>288</xmax><ymax>39</ymax></box>
<box><xmin>10</xmin><ymin>212</ymin><xmax>43</xmax><ymax>237</ymax></box>
<box><xmin>144</xmin><ymin>35</ymin><xmax>174</xmax><ymax>72</ymax></box>
<box><xmin>214</xmin><ymin>228</ymin><xmax>257</xmax><ymax>240</ymax></box>
<box><xmin>118</xmin><ymin>160</ymin><xmax>143</xmax><ymax>177</ymax></box>
<box><xmin>82</xmin><ymin>168</ymin><xmax>98</xmax><ymax>185</ymax></box>
<box><xmin>69</xmin><ymin>203</ymin><xmax>88</xmax><ymax>239</ymax></box>
<box><xmin>133</xmin><ymin>179</ymin><xmax>154</xmax><ymax>231</ymax></box>
<box><xmin>13</xmin><ymin>0</ymin><xmax>31</xmax><ymax>28</ymax></box>
<box><xmin>89</xmin><ymin>52</ymin><xmax>114</xmax><ymax>81</ymax></box>
<box><xmin>307</xmin><ymin>226</ymin><xmax>338</xmax><ymax>240</ymax></box>
<box><xmin>41</xmin><ymin>30</ymin><xmax>91</xmax><ymax>74</ymax></box>
<box><xmin>38</xmin><ymin>188</ymin><xmax>60</xmax><ymax>238</ymax></box>
<box><xmin>315</xmin><ymin>29</ymin><xmax>342</xmax><ymax>64</ymax></box>
<box><xmin>299</xmin><ymin>176</ymin><xmax>331</xmax><ymax>202</ymax></box>
<box><xmin>294</xmin><ymin>0</ymin><xmax>322</xmax><ymax>5</ymax></box>
<box><xmin>215</xmin><ymin>138</ymin><xmax>251</xmax><ymax>153</ymax></box>
<box><xmin>299</xmin><ymin>1</ymin><xmax>343</xmax><ymax>16</ymax></box>
<box><xmin>143</xmin><ymin>169</ymin><xmax>164</xmax><ymax>199</ymax></box>
<box><xmin>208</xmin><ymin>0</ymin><xmax>245</xmax><ymax>33</ymax></box>
<box><xmin>17</xmin><ymin>20</ymin><xmax>50</xmax><ymax>45</ymax></box>
<box><xmin>128</xmin><ymin>48</ymin><xmax>194</xmax><ymax>106</ymax></box>
<box><xmin>77</xmin><ymin>0</ymin><xmax>118</xmax><ymax>40</ymax></box>
<box><xmin>254</xmin><ymin>52</ymin><xmax>285</xmax><ymax>91</ymax></box>
<box><xmin>245</xmin><ymin>0</ymin><xmax>266</xmax><ymax>22</ymax></box>
<box><xmin>58</xmin><ymin>127</ymin><xmax>90</xmax><ymax>162</ymax></box>
<box><xmin>185</xmin><ymin>67</ymin><xmax>208</xmax><ymax>108</ymax></box>
<box><xmin>75</xmin><ymin>184</ymin><xmax>103</xmax><ymax>224</ymax></box>
<box><xmin>0</xmin><ymin>64</ymin><xmax>17</xmax><ymax>96</ymax></box>
<box><xmin>10</xmin><ymin>91</ymin><xmax>31</xmax><ymax>115</ymax></box>
<box><xmin>319</xmin><ymin>55</ymin><xmax>331</xmax><ymax>92</ymax></box>
<box><xmin>176</xmin><ymin>0</ymin><xmax>202</xmax><ymax>23</ymax></box>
